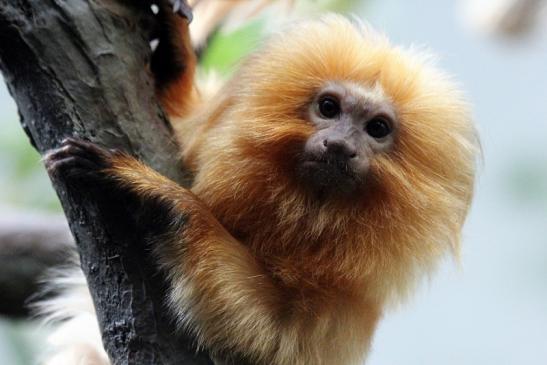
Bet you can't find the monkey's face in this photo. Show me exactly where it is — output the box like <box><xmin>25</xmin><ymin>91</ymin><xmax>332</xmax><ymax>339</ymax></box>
<box><xmin>298</xmin><ymin>81</ymin><xmax>397</xmax><ymax>196</ymax></box>
<box><xmin>227</xmin><ymin>15</ymin><xmax>478</xmax><ymax>214</ymax></box>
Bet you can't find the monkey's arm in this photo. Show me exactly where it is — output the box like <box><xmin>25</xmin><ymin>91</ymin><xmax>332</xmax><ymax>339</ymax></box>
<box><xmin>45</xmin><ymin>138</ymin><xmax>280</xmax><ymax>363</ymax></box>
<box><xmin>152</xmin><ymin>1</ymin><xmax>197</xmax><ymax>118</ymax></box>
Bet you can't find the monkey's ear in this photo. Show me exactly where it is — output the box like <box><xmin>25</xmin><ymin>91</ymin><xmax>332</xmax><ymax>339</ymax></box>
<box><xmin>167</xmin><ymin>0</ymin><xmax>193</xmax><ymax>22</ymax></box>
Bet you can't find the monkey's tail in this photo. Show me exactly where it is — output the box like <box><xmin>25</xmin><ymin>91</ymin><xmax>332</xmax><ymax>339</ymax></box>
<box><xmin>33</xmin><ymin>258</ymin><xmax>109</xmax><ymax>365</ymax></box>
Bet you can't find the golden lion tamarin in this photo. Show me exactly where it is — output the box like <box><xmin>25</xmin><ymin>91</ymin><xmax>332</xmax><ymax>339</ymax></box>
<box><xmin>42</xmin><ymin>6</ymin><xmax>479</xmax><ymax>365</ymax></box>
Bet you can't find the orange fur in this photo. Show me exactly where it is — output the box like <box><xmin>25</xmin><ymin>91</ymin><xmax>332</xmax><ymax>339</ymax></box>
<box><xmin>155</xmin><ymin>13</ymin><xmax>199</xmax><ymax>118</ymax></box>
<box><xmin>54</xmin><ymin>14</ymin><xmax>478</xmax><ymax>365</ymax></box>
<box><xmin>179</xmin><ymin>15</ymin><xmax>478</xmax><ymax>304</ymax></box>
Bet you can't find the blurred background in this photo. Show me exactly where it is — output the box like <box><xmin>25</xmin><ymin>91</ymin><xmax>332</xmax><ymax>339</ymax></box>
<box><xmin>0</xmin><ymin>0</ymin><xmax>546</xmax><ymax>363</ymax></box>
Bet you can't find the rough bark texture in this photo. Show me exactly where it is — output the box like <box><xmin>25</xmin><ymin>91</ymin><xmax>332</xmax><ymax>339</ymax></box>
<box><xmin>0</xmin><ymin>1</ymin><xmax>212</xmax><ymax>364</ymax></box>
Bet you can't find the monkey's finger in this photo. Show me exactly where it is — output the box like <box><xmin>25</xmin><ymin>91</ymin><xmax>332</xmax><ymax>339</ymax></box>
<box><xmin>45</xmin><ymin>156</ymin><xmax>103</xmax><ymax>179</ymax></box>
<box><xmin>59</xmin><ymin>138</ymin><xmax>115</xmax><ymax>166</ymax></box>
<box><xmin>44</xmin><ymin>138</ymin><xmax>116</xmax><ymax>174</ymax></box>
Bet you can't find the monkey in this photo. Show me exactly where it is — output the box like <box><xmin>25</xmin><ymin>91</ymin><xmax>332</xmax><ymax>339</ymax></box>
<box><xmin>41</xmin><ymin>5</ymin><xmax>479</xmax><ymax>365</ymax></box>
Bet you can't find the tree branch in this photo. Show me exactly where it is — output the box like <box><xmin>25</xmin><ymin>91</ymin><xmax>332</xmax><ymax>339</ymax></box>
<box><xmin>0</xmin><ymin>1</ymin><xmax>211</xmax><ymax>364</ymax></box>
<box><xmin>0</xmin><ymin>208</ymin><xmax>73</xmax><ymax>318</ymax></box>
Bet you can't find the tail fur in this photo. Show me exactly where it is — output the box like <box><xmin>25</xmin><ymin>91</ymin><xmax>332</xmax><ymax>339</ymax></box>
<box><xmin>35</xmin><ymin>258</ymin><xmax>108</xmax><ymax>365</ymax></box>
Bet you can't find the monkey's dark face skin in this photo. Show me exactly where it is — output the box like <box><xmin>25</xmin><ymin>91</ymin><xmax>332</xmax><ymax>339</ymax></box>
<box><xmin>297</xmin><ymin>82</ymin><xmax>397</xmax><ymax>197</ymax></box>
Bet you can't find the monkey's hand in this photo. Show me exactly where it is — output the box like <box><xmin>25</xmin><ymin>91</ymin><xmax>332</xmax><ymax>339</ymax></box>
<box><xmin>44</xmin><ymin>138</ymin><xmax>118</xmax><ymax>180</ymax></box>
<box><xmin>166</xmin><ymin>0</ymin><xmax>193</xmax><ymax>21</ymax></box>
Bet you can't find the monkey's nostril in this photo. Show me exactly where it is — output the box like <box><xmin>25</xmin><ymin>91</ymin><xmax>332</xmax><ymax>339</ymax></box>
<box><xmin>323</xmin><ymin>139</ymin><xmax>328</xmax><ymax>147</ymax></box>
<box><xmin>349</xmin><ymin>152</ymin><xmax>357</xmax><ymax>159</ymax></box>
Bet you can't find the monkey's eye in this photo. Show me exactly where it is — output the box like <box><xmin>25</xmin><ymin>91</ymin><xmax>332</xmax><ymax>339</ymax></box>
<box><xmin>366</xmin><ymin>118</ymin><xmax>392</xmax><ymax>139</ymax></box>
<box><xmin>318</xmin><ymin>96</ymin><xmax>341</xmax><ymax>119</ymax></box>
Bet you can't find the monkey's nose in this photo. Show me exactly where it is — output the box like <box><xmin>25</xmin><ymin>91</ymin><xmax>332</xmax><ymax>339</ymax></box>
<box><xmin>323</xmin><ymin>138</ymin><xmax>357</xmax><ymax>160</ymax></box>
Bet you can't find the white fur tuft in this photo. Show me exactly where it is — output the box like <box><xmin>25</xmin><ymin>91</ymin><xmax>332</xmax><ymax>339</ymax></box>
<box><xmin>34</xmin><ymin>259</ymin><xmax>109</xmax><ymax>365</ymax></box>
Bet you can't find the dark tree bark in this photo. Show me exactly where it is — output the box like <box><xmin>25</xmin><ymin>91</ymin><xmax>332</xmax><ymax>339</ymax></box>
<box><xmin>0</xmin><ymin>0</ymin><xmax>212</xmax><ymax>364</ymax></box>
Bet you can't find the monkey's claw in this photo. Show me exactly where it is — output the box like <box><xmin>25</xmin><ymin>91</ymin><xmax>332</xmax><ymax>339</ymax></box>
<box><xmin>44</xmin><ymin>138</ymin><xmax>116</xmax><ymax>179</ymax></box>
<box><xmin>168</xmin><ymin>0</ymin><xmax>193</xmax><ymax>21</ymax></box>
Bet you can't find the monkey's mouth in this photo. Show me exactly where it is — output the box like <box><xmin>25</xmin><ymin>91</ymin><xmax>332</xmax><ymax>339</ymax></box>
<box><xmin>297</xmin><ymin>158</ymin><xmax>360</xmax><ymax>195</ymax></box>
